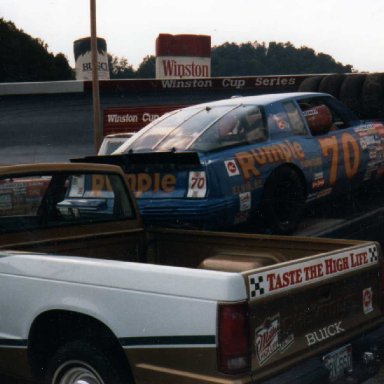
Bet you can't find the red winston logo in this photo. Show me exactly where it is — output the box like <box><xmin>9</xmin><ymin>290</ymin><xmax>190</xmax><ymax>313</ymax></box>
<box><xmin>161</xmin><ymin>59</ymin><xmax>209</xmax><ymax>78</ymax></box>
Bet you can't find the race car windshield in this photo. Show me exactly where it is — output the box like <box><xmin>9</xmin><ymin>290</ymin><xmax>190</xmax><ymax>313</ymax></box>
<box><xmin>118</xmin><ymin>104</ymin><xmax>265</xmax><ymax>152</ymax></box>
<box><xmin>119</xmin><ymin>105</ymin><xmax>234</xmax><ymax>152</ymax></box>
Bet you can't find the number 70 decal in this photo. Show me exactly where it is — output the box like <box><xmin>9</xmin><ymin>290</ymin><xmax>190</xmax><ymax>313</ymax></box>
<box><xmin>318</xmin><ymin>133</ymin><xmax>360</xmax><ymax>186</ymax></box>
<box><xmin>187</xmin><ymin>171</ymin><xmax>207</xmax><ymax>198</ymax></box>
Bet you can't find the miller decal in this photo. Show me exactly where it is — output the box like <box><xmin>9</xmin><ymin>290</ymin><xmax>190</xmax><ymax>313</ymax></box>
<box><xmin>255</xmin><ymin>314</ymin><xmax>294</xmax><ymax>366</ymax></box>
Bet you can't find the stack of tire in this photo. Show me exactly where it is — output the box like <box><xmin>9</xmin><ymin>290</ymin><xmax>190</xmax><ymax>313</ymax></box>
<box><xmin>298</xmin><ymin>73</ymin><xmax>384</xmax><ymax>120</ymax></box>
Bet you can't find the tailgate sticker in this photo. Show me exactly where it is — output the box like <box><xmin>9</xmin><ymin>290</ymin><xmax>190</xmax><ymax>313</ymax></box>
<box><xmin>255</xmin><ymin>313</ymin><xmax>294</xmax><ymax>365</ymax></box>
<box><xmin>363</xmin><ymin>287</ymin><xmax>373</xmax><ymax>315</ymax></box>
<box><xmin>248</xmin><ymin>245</ymin><xmax>379</xmax><ymax>300</ymax></box>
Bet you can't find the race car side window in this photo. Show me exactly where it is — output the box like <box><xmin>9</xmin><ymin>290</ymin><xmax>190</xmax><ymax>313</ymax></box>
<box><xmin>298</xmin><ymin>97</ymin><xmax>351</xmax><ymax>136</ymax></box>
<box><xmin>282</xmin><ymin>101</ymin><xmax>308</xmax><ymax>135</ymax></box>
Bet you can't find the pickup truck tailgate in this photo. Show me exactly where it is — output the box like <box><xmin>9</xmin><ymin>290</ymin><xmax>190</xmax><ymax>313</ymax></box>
<box><xmin>244</xmin><ymin>242</ymin><xmax>383</xmax><ymax>380</ymax></box>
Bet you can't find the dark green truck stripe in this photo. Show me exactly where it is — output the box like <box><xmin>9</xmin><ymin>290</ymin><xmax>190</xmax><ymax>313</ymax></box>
<box><xmin>119</xmin><ymin>335</ymin><xmax>216</xmax><ymax>347</ymax></box>
<box><xmin>0</xmin><ymin>339</ymin><xmax>28</xmax><ymax>347</ymax></box>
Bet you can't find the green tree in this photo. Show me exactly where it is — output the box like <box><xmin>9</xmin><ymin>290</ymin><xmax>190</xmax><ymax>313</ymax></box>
<box><xmin>0</xmin><ymin>18</ymin><xmax>74</xmax><ymax>82</ymax></box>
<box><xmin>108</xmin><ymin>54</ymin><xmax>136</xmax><ymax>79</ymax></box>
<box><xmin>136</xmin><ymin>55</ymin><xmax>156</xmax><ymax>78</ymax></box>
<box><xmin>211</xmin><ymin>41</ymin><xmax>353</xmax><ymax>76</ymax></box>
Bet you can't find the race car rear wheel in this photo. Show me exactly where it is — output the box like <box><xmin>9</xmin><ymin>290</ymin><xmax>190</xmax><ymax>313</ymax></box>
<box><xmin>260</xmin><ymin>167</ymin><xmax>306</xmax><ymax>235</ymax></box>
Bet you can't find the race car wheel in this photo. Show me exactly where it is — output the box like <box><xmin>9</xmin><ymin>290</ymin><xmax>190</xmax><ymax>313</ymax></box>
<box><xmin>45</xmin><ymin>340</ymin><xmax>130</xmax><ymax>384</ymax></box>
<box><xmin>261</xmin><ymin>167</ymin><xmax>306</xmax><ymax>235</ymax></box>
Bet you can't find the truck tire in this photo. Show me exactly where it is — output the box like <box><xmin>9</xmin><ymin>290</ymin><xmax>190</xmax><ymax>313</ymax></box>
<box><xmin>339</xmin><ymin>74</ymin><xmax>366</xmax><ymax>118</ymax></box>
<box><xmin>260</xmin><ymin>167</ymin><xmax>306</xmax><ymax>235</ymax></box>
<box><xmin>45</xmin><ymin>340</ymin><xmax>130</xmax><ymax>384</ymax></box>
<box><xmin>361</xmin><ymin>73</ymin><xmax>384</xmax><ymax>119</ymax></box>
<box><xmin>298</xmin><ymin>75</ymin><xmax>324</xmax><ymax>92</ymax></box>
<box><xmin>318</xmin><ymin>74</ymin><xmax>346</xmax><ymax>98</ymax></box>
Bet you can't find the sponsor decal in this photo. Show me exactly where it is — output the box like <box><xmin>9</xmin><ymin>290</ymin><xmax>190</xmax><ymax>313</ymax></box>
<box><xmin>125</xmin><ymin>173</ymin><xmax>177</xmax><ymax>195</ymax></box>
<box><xmin>234</xmin><ymin>211</ymin><xmax>249</xmax><ymax>224</ymax></box>
<box><xmin>312</xmin><ymin>172</ymin><xmax>325</xmax><ymax>189</ymax></box>
<box><xmin>156</xmin><ymin>56</ymin><xmax>211</xmax><ymax>79</ymax></box>
<box><xmin>254</xmin><ymin>76</ymin><xmax>296</xmax><ymax>87</ymax></box>
<box><xmin>103</xmin><ymin>105</ymin><xmax>186</xmax><ymax>135</ymax></box>
<box><xmin>277</xmin><ymin>119</ymin><xmax>286</xmax><ymax>130</ymax></box>
<box><xmin>369</xmin><ymin>149</ymin><xmax>377</xmax><ymax>160</ymax></box>
<box><xmin>318</xmin><ymin>133</ymin><xmax>360</xmax><ymax>185</ymax></box>
<box><xmin>187</xmin><ymin>171</ymin><xmax>207</xmax><ymax>198</ymax></box>
<box><xmin>301</xmin><ymin>157</ymin><xmax>323</xmax><ymax>168</ymax></box>
<box><xmin>232</xmin><ymin>179</ymin><xmax>263</xmax><ymax>195</ymax></box>
<box><xmin>248</xmin><ymin>245</ymin><xmax>379</xmax><ymax>300</ymax></box>
<box><xmin>159</xmin><ymin>76</ymin><xmax>300</xmax><ymax>89</ymax></box>
<box><xmin>305</xmin><ymin>321</ymin><xmax>345</xmax><ymax>346</ymax></box>
<box><xmin>224</xmin><ymin>159</ymin><xmax>240</xmax><ymax>176</ymax></box>
<box><xmin>235</xmin><ymin>140</ymin><xmax>305</xmax><ymax>180</ymax></box>
<box><xmin>239</xmin><ymin>192</ymin><xmax>251</xmax><ymax>212</ymax></box>
<box><xmin>255</xmin><ymin>314</ymin><xmax>294</xmax><ymax>365</ymax></box>
<box><xmin>374</xmin><ymin>123</ymin><xmax>384</xmax><ymax>137</ymax></box>
<box><xmin>363</xmin><ymin>287</ymin><xmax>373</xmax><ymax>315</ymax></box>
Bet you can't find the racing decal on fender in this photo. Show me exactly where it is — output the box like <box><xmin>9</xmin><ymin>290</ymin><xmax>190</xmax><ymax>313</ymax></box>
<box><xmin>363</xmin><ymin>287</ymin><xmax>373</xmax><ymax>315</ymax></box>
<box><xmin>305</xmin><ymin>321</ymin><xmax>345</xmax><ymax>346</ymax></box>
<box><xmin>312</xmin><ymin>172</ymin><xmax>325</xmax><ymax>189</ymax></box>
<box><xmin>239</xmin><ymin>192</ymin><xmax>251</xmax><ymax>211</ymax></box>
<box><xmin>255</xmin><ymin>314</ymin><xmax>294</xmax><ymax>365</ymax></box>
<box><xmin>187</xmin><ymin>171</ymin><xmax>207</xmax><ymax>198</ymax></box>
<box><xmin>125</xmin><ymin>173</ymin><xmax>177</xmax><ymax>195</ymax></box>
<box><xmin>235</xmin><ymin>140</ymin><xmax>305</xmax><ymax>180</ymax></box>
<box><xmin>224</xmin><ymin>159</ymin><xmax>240</xmax><ymax>176</ymax></box>
<box><xmin>248</xmin><ymin>245</ymin><xmax>379</xmax><ymax>300</ymax></box>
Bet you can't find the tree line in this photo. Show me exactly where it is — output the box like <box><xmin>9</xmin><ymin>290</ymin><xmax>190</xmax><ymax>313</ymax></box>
<box><xmin>0</xmin><ymin>18</ymin><xmax>354</xmax><ymax>82</ymax></box>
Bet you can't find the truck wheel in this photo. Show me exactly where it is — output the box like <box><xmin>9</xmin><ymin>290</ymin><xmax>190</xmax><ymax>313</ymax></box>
<box><xmin>260</xmin><ymin>167</ymin><xmax>306</xmax><ymax>235</ymax></box>
<box><xmin>45</xmin><ymin>340</ymin><xmax>129</xmax><ymax>384</ymax></box>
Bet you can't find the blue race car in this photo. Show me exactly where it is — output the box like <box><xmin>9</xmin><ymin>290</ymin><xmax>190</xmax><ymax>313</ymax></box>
<box><xmin>88</xmin><ymin>92</ymin><xmax>384</xmax><ymax>234</ymax></box>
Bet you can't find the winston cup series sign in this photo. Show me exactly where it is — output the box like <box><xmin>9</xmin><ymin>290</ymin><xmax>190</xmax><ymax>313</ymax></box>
<box><xmin>74</xmin><ymin>37</ymin><xmax>110</xmax><ymax>81</ymax></box>
<box><xmin>156</xmin><ymin>34</ymin><xmax>211</xmax><ymax>79</ymax></box>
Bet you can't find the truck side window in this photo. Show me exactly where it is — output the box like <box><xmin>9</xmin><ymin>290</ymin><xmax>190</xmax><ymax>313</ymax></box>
<box><xmin>282</xmin><ymin>101</ymin><xmax>307</xmax><ymax>135</ymax></box>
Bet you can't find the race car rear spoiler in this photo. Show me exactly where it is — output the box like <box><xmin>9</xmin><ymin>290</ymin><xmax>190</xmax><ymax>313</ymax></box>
<box><xmin>72</xmin><ymin>152</ymin><xmax>202</xmax><ymax>172</ymax></box>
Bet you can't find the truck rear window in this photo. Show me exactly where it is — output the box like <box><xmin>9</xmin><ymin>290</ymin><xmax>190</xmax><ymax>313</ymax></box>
<box><xmin>0</xmin><ymin>172</ymin><xmax>134</xmax><ymax>232</ymax></box>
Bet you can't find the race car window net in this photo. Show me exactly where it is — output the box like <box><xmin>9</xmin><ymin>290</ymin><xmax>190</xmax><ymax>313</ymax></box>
<box><xmin>0</xmin><ymin>172</ymin><xmax>135</xmax><ymax>233</ymax></box>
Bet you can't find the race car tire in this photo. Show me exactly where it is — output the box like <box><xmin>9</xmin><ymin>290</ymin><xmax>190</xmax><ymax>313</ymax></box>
<box><xmin>298</xmin><ymin>75</ymin><xmax>324</xmax><ymax>92</ymax></box>
<box><xmin>339</xmin><ymin>74</ymin><xmax>366</xmax><ymax>118</ymax></box>
<box><xmin>361</xmin><ymin>73</ymin><xmax>384</xmax><ymax>119</ymax></box>
<box><xmin>45</xmin><ymin>340</ymin><xmax>130</xmax><ymax>384</ymax></box>
<box><xmin>318</xmin><ymin>74</ymin><xmax>346</xmax><ymax>98</ymax></box>
<box><xmin>261</xmin><ymin>167</ymin><xmax>306</xmax><ymax>235</ymax></box>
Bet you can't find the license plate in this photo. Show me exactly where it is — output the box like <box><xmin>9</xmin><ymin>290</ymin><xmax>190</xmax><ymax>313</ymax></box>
<box><xmin>322</xmin><ymin>344</ymin><xmax>353</xmax><ymax>382</ymax></box>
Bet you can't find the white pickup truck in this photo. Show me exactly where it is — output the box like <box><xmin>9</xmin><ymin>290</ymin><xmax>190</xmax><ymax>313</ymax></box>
<box><xmin>0</xmin><ymin>163</ymin><xmax>383</xmax><ymax>384</ymax></box>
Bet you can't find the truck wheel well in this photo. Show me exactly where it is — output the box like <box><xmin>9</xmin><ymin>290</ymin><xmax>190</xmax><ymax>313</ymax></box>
<box><xmin>28</xmin><ymin>310</ymin><xmax>132</xmax><ymax>381</ymax></box>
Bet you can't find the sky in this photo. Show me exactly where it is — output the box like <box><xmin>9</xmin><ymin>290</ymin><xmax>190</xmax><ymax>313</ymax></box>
<box><xmin>1</xmin><ymin>0</ymin><xmax>383</xmax><ymax>73</ymax></box>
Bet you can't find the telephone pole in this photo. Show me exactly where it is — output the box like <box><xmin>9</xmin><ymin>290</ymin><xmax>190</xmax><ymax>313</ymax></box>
<box><xmin>90</xmin><ymin>0</ymin><xmax>102</xmax><ymax>152</ymax></box>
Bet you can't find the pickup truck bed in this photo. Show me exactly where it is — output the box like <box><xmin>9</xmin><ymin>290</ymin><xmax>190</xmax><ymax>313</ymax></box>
<box><xmin>0</xmin><ymin>163</ymin><xmax>383</xmax><ymax>384</ymax></box>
